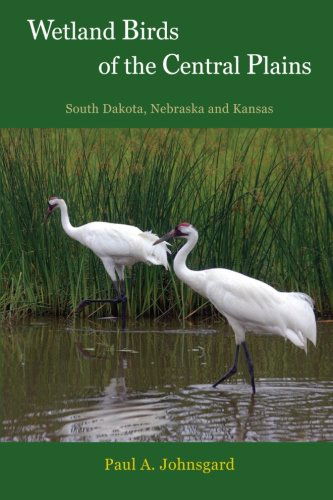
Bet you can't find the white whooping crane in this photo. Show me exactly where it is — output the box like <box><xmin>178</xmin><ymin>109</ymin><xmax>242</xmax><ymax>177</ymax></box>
<box><xmin>154</xmin><ymin>222</ymin><xmax>317</xmax><ymax>393</ymax></box>
<box><xmin>46</xmin><ymin>196</ymin><xmax>170</xmax><ymax>323</ymax></box>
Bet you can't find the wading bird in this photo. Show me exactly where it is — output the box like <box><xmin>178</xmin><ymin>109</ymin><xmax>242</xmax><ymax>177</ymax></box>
<box><xmin>154</xmin><ymin>222</ymin><xmax>317</xmax><ymax>394</ymax></box>
<box><xmin>46</xmin><ymin>196</ymin><xmax>170</xmax><ymax>325</ymax></box>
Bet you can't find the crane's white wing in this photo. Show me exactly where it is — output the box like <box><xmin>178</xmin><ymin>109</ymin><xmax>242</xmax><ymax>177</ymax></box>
<box><xmin>74</xmin><ymin>222</ymin><xmax>142</xmax><ymax>259</ymax></box>
<box><xmin>196</xmin><ymin>268</ymin><xmax>316</xmax><ymax>348</ymax></box>
<box><xmin>73</xmin><ymin>222</ymin><xmax>170</xmax><ymax>268</ymax></box>
<box><xmin>138</xmin><ymin>231</ymin><xmax>170</xmax><ymax>269</ymax></box>
<box><xmin>203</xmin><ymin>269</ymin><xmax>282</xmax><ymax>324</ymax></box>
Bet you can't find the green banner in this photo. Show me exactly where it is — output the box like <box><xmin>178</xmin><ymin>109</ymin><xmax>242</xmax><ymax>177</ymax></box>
<box><xmin>1</xmin><ymin>0</ymin><xmax>333</xmax><ymax>126</ymax></box>
<box><xmin>1</xmin><ymin>442</ymin><xmax>332</xmax><ymax>498</ymax></box>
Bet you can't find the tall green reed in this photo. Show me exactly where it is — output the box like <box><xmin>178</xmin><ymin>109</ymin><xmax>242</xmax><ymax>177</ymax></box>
<box><xmin>1</xmin><ymin>128</ymin><xmax>333</xmax><ymax>320</ymax></box>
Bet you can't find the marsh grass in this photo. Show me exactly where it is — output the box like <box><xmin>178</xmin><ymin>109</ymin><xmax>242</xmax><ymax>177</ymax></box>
<box><xmin>1</xmin><ymin>128</ymin><xmax>333</xmax><ymax>319</ymax></box>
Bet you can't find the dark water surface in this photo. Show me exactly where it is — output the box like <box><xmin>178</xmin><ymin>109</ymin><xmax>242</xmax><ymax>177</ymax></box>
<box><xmin>1</xmin><ymin>318</ymin><xmax>332</xmax><ymax>442</ymax></box>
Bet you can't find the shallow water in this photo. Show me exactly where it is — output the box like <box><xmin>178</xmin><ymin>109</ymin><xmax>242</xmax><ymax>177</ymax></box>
<box><xmin>1</xmin><ymin>318</ymin><xmax>332</xmax><ymax>442</ymax></box>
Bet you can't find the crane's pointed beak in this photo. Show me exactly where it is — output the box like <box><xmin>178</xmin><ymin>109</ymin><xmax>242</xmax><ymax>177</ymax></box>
<box><xmin>153</xmin><ymin>229</ymin><xmax>176</xmax><ymax>245</ymax></box>
<box><xmin>44</xmin><ymin>204</ymin><xmax>55</xmax><ymax>223</ymax></box>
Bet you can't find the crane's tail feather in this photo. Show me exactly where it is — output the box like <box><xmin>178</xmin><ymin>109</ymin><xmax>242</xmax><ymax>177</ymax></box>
<box><xmin>288</xmin><ymin>292</ymin><xmax>315</xmax><ymax>308</ymax></box>
<box><xmin>285</xmin><ymin>328</ymin><xmax>307</xmax><ymax>352</ymax></box>
<box><xmin>284</xmin><ymin>292</ymin><xmax>317</xmax><ymax>349</ymax></box>
<box><xmin>140</xmin><ymin>231</ymin><xmax>171</xmax><ymax>270</ymax></box>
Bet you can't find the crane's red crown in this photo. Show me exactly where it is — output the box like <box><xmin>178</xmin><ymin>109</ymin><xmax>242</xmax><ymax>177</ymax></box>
<box><xmin>174</xmin><ymin>222</ymin><xmax>192</xmax><ymax>237</ymax></box>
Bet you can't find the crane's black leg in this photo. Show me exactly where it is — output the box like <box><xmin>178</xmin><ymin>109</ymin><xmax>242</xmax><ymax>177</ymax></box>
<box><xmin>112</xmin><ymin>279</ymin><xmax>125</xmax><ymax>302</ymax></box>
<box><xmin>120</xmin><ymin>297</ymin><xmax>127</xmax><ymax>330</ymax></box>
<box><xmin>119</xmin><ymin>279</ymin><xmax>127</xmax><ymax>330</ymax></box>
<box><xmin>75</xmin><ymin>280</ymin><xmax>123</xmax><ymax>314</ymax></box>
<box><xmin>242</xmin><ymin>341</ymin><xmax>256</xmax><ymax>394</ymax></box>
<box><xmin>75</xmin><ymin>298</ymin><xmax>121</xmax><ymax>313</ymax></box>
<box><xmin>75</xmin><ymin>299</ymin><xmax>92</xmax><ymax>312</ymax></box>
<box><xmin>74</xmin><ymin>279</ymin><xmax>127</xmax><ymax>330</ymax></box>
<box><xmin>120</xmin><ymin>279</ymin><xmax>126</xmax><ymax>298</ymax></box>
<box><xmin>212</xmin><ymin>345</ymin><xmax>240</xmax><ymax>388</ymax></box>
<box><xmin>110</xmin><ymin>280</ymin><xmax>121</xmax><ymax>317</ymax></box>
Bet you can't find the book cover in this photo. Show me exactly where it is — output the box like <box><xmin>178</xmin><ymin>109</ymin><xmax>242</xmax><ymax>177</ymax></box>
<box><xmin>1</xmin><ymin>1</ymin><xmax>332</xmax><ymax>497</ymax></box>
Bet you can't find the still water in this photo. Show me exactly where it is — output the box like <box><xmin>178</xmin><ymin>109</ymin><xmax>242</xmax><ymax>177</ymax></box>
<box><xmin>1</xmin><ymin>318</ymin><xmax>332</xmax><ymax>442</ymax></box>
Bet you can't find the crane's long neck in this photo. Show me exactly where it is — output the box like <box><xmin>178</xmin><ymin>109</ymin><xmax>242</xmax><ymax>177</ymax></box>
<box><xmin>58</xmin><ymin>199</ymin><xmax>78</xmax><ymax>239</ymax></box>
<box><xmin>174</xmin><ymin>231</ymin><xmax>199</xmax><ymax>286</ymax></box>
